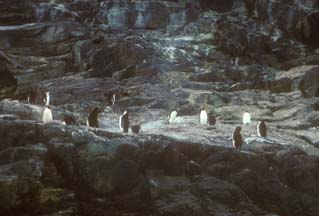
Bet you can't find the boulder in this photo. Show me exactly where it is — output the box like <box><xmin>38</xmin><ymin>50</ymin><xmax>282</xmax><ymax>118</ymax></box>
<box><xmin>296</xmin><ymin>12</ymin><xmax>319</xmax><ymax>48</ymax></box>
<box><xmin>299</xmin><ymin>66</ymin><xmax>319</xmax><ymax>97</ymax></box>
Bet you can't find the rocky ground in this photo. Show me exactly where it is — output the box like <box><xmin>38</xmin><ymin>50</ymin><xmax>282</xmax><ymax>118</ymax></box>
<box><xmin>1</xmin><ymin>0</ymin><xmax>319</xmax><ymax>215</ymax></box>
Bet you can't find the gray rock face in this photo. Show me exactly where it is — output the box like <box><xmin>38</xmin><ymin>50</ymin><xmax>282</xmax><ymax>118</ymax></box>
<box><xmin>1</xmin><ymin>0</ymin><xmax>319</xmax><ymax>215</ymax></box>
<box><xmin>299</xmin><ymin>66</ymin><xmax>319</xmax><ymax>97</ymax></box>
<box><xmin>96</xmin><ymin>1</ymin><xmax>200</xmax><ymax>31</ymax></box>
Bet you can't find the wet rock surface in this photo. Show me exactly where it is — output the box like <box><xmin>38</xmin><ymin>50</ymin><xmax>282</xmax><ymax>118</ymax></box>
<box><xmin>1</xmin><ymin>0</ymin><xmax>319</xmax><ymax>216</ymax></box>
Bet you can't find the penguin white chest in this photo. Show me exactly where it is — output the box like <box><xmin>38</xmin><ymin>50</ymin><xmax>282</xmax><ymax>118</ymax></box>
<box><xmin>119</xmin><ymin>115</ymin><xmax>123</xmax><ymax>130</ymax></box>
<box><xmin>200</xmin><ymin>110</ymin><xmax>208</xmax><ymax>125</ymax></box>
<box><xmin>45</xmin><ymin>92</ymin><xmax>50</xmax><ymax>106</ymax></box>
<box><xmin>43</xmin><ymin>108</ymin><xmax>53</xmax><ymax>123</ymax></box>
<box><xmin>243</xmin><ymin>112</ymin><xmax>251</xmax><ymax>124</ymax></box>
<box><xmin>168</xmin><ymin>111</ymin><xmax>177</xmax><ymax>124</ymax></box>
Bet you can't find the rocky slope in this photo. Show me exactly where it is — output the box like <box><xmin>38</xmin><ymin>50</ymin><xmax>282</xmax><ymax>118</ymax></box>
<box><xmin>0</xmin><ymin>0</ymin><xmax>319</xmax><ymax>215</ymax></box>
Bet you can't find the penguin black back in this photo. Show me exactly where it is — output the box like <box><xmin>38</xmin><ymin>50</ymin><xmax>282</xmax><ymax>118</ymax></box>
<box><xmin>132</xmin><ymin>125</ymin><xmax>141</xmax><ymax>134</ymax></box>
<box><xmin>104</xmin><ymin>92</ymin><xmax>115</xmax><ymax>106</ymax></box>
<box><xmin>258</xmin><ymin>121</ymin><xmax>267</xmax><ymax>137</ymax></box>
<box><xmin>28</xmin><ymin>88</ymin><xmax>37</xmax><ymax>104</ymax></box>
<box><xmin>232</xmin><ymin>126</ymin><xmax>242</xmax><ymax>149</ymax></box>
<box><xmin>64</xmin><ymin>115</ymin><xmax>76</xmax><ymax>125</ymax></box>
<box><xmin>120</xmin><ymin>111</ymin><xmax>129</xmax><ymax>133</ymax></box>
<box><xmin>88</xmin><ymin>107</ymin><xmax>99</xmax><ymax>128</ymax></box>
<box><xmin>208</xmin><ymin>114</ymin><xmax>216</xmax><ymax>126</ymax></box>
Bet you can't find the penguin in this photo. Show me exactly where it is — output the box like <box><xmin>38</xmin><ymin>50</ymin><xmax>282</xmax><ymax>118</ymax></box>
<box><xmin>28</xmin><ymin>89</ymin><xmax>37</xmax><ymax>104</ymax></box>
<box><xmin>43</xmin><ymin>106</ymin><xmax>53</xmax><ymax>123</ymax></box>
<box><xmin>63</xmin><ymin>115</ymin><xmax>76</xmax><ymax>125</ymax></box>
<box><xmin>87</xmin><ymin>107</ymin><xmax>99</xmax><ymax>128</ymax></box>
<box><xmin>208</xmin><ymin>114</ymin><xmax>216</xmax><ymax>126</ymax></box>
<box><xmin>44</xmin><ymin>92</ymin><xmax>50</xmax><ymax>106</ymax></box>
<box><xmin>105</xmin><ymin>92</ymin><xmax>116</xmax><ymax>106</ymax></box>
<box><xmin>242</xmin><ymin>111</ymin><xmax>251</xmax><ymax>124</ymax></box>
<box><xmin>119</xmin><ymin>110</ymin><xmax>129</xmax><ymax>133</ymax></box>
<box><xmin>132</xmin><ymin>125</ymin><xmax>141</xmax><ymax>134</ymax></box>
<box><xmin>232</xmin><ymin>126</ymin><xmax>242</xmax><ymax>149</ymax></box>
<box><xmin>257</xmin><ymin>121</ymin><xmax>267</xmax><ymax>137</ymax></box>
<box><xmin>167</xmin><ymin>110</ymin><xmax>177</xmax><ymax>124</ymax></box>
<box><xmin>199</xmin><ymin>108</ymin><xmax>208</xmax><ymax>125</ymax></box>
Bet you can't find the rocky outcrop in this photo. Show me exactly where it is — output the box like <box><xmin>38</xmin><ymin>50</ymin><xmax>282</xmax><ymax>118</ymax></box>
<box><xmin>1</xmin><ymin>0</ymin><xmax>319</xmax><ymax>215</ymax></box>
<box><xmin>0</xmin><ymin>115</ymin><xmax>319</xmax><ymax>215</ymax></box>
<box><xmin>96</xmin><ymin>0</ymin><xmax>200</xmax><ymax>31</ymax></box>
<box><xmin>296</xmin><ymin>11</ymin><xmax>319</xmax><ymax>48</ymax></box>
<box><xmin>268</xmin><ymin>65</ymin><xmax>319</xmax><ymax>95</ymax></box>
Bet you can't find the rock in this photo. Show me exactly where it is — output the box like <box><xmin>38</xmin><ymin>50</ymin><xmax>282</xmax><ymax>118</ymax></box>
<box><xmin>0</xmin><ymin>175</ymin><xmax>42</xmax><ymax>214</ymax></box>
<box><xmin>184</xmin><ymin>160</ymin><xmax>201</xmax><ymax>176</ymax></box>
<box><xmin>0</xmin><ymin>55</ymin><xmax>17</xmax><ymax>99</ymax></box>
<box><xmin>108</xmin><ymin>159</ymin><xmax>140</xmax><ymax>193</ymax></box>
<box><xmin>299</xmin><ymin>66</ymin><xmax>319</xmax><ymax>97</ymax></box>
<box><xmin>35</xmin><ymin>76</ymin><xmax>115</xmax><ymax>106</ymax></box>
<box><xmin>189</xmin><ymin>70</ymin><xmax>225</xmax><ymax>82</ymax></box>
<box><xmin>33</xmin><ymin>3</ymin><xmax>80</xmax><ymax>22</ymax></box>
<box><xmin>114</xmin><ymin>143</ymin><xmax>140</xmax><ymax>161</ymax></box>
<box><xmin>0</xmin><ymin>114</ymin><xmax>19</xmax><ymax>121</ymax></box>
<box><xmin>0</xmin><ymin>144</ymin><xmax>47</xmax><ymax>166</ymax></box>
<box><xmin>0</xmin><ymin>0</ymin><xmax>319</xmax><ymax>215</ymax></box>
<box><xmin>0</xmin><ymin>21</ymin><xmax>88</xmax><ymax>50</ymax></box>
<box><xmin>0</xmin><ymin>0</ymin><xmax>34</xmax><ymax>25</ymax></box>
<box><xmin>269</xmin><ymin>65</ymin><xmax>319</xmax><ymax>94</ymax></box>
<box><xmin>0</xmin><ymin>119</ymin><xmax>44</xmax><ymax>151</ymax></box>
<box><xmin>91</xmin><ymin>36</ymin><xmax>154</xmax><ymax>77</ymax></box>
<box><xmin>296</xmin><ymin>12</ymin><xmax>319</xmax><ymax>48</ymax></box>
<box><xmin>230</xmin><ymin>82</ymin><xmax>254</xmax><ymax>91</ymax></box>
<box><xmin>198</xmin><ymin>176</ymin><xmax>252</xmax><ymax>207</ymax></box>
<box><xmin>200</xmin><ymin>0</ymin><xmax>242</xmax><ymax>13</ymax></box>
<box><xmin>112</xmin><ymin>64</ymin><xmax>136</xmax><ymax>81</ymax></box>
<box><xmin>96</xmin><ymin>1</ymin><xmax>200</xmax><ymax>31</ymax></box>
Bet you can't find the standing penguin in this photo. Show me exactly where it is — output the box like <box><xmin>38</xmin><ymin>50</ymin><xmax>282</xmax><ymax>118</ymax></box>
<box><xmin>119</xmin><ymin>110</ymin><xmax>129</xmax><ymax>133</ymax></box>
<box><xmin>199</xmin><ymin>108</ymin><xmax>208</xmax><ymax>125</ymax></box>
<box><xmin>44</xmin><ymin>92</ymin><xmax>50</xmax><ymax>106</ymax></box>
<box><xmin>167</xmin><ymin>110</ymin><xmax>177</xmax><ymax>124</ymax></box>
<box><xmin>242</xmin><ymin>111</ymin><xmax>251</xmax><ymax>124</ymax></box>
<box><xmin>208</xmin><ymin>114</ymin><xmax>216</xmax><ymax>126</ymax></box>
<box><xmin>105</xmin><ymin>92</ymin><xmax>116</xmax><ymax>106</ymax></box>
<box><xmin>87</xmin><ymin>107</ymin><xmax>99</xmax><ymax>128</ymax></box>
<box><xmin>132</xmin><ymin>125</ymin><xmax>141</xmax><ymax>134</ymax></box>
<box><xmin>28</xmin><ymin>88</ymin><xmax>37</xmax><ymax>104</ymax></box>
<box><xmin>43</xmin><ymin>106</ymin><xmax>53</xmax><ymax>123</ymax></box>
<box><xmin>232</xmin><ymin>126</ymin><xmax>243</xmax><ymax>149</ymax></box>
<box><xmin>257</xmin><ymin>121</ymin><xmax>267</xmax><ymax>137</ymax></box>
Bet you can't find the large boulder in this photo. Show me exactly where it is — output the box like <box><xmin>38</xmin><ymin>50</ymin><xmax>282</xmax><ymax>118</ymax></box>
<box><xmin>268</xmin><ymin>65</ymin><xmax>319</xmax><ymax>96</ymax></box>
<box><xmin>299</xmin><ymin>65</ymin><xmax>319</xmax><ymax>98</ymax></box>
<box><xmin>96</xmin><ymin>0</ymin><xmax>200</xmax><ymax>31</ymax></box>
<box><xmin>91</xmin><ymin>35</ymin><xmax>155</xmax><ymax>77</ymax></box>
<box><xmin>296</xmin><ymin>12</ymin><xmax>319</xmax><ymax>48</ymax></box>
<box><xmin>33</xmin><ymin>3</ymin><xmax>80</xmax><ymax>22</ymax></box>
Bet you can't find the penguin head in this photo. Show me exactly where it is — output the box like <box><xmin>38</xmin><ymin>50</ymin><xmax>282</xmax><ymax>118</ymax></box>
<box><xmin>200</xmin><ymin>108</ymin><xmax>206</xmax><ymax>112</ymax></box>
<box><xmin>91</xmin><ymin>107</ymin><xmax>99</xmax><ymax>114</ymax></box>
<box><xmin>123</xmin><ymin>110</ymin><xmax>129</xmax><ymax>115</ymax></box>
<box><xmin>170</xmin><ymin>110</ymin><xmax>177</xmax><ymax>117</ymax></box>
<box><xmin>235</xmin><ymin>126</ymin><xmax>242</xmax><ymax>133</ymax></box>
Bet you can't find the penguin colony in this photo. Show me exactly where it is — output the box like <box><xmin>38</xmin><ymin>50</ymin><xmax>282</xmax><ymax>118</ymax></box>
<box><xmin>30</xmin><ymin>90</ymin><xmax>267</xmax><ymax>150</ymax></box>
